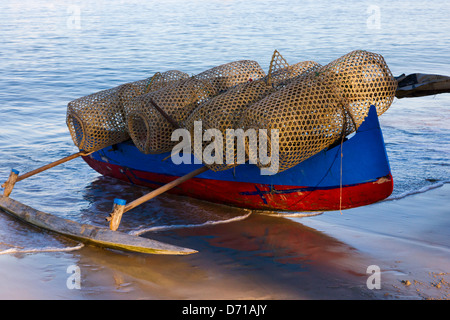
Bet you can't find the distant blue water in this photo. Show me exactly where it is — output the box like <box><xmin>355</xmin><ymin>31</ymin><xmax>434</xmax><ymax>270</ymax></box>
<box><xmin>0</xmin><ymin>0</ymin><xmax>449</xmax><ymax>237</ymax></box>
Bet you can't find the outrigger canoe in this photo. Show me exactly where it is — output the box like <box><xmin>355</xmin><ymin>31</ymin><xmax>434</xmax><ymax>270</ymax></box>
<box><xmin>2</xmin><ymin>72</ymin><xmax>448</xmax><ymax>255</ymax></box>
<box><xmin>83</xmin><ymin>105</ymin><xmax>393</xmax><ymax>212</ymax></box>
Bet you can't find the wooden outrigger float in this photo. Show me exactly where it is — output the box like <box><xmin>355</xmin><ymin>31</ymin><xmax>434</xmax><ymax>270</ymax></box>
<box><xmin>0</xmin><ymin>196</ymin><xmax>196</xmax><ymax>255</ymax></box>
<box><xmin>1</xmin><ymin>69</ymin><xmax>449</xmax><ymax>255</ymax></box>
<box><xmin>0</xmin><ymin>154</ymin><xmax>202</xmax><ymax>255</ymax></box>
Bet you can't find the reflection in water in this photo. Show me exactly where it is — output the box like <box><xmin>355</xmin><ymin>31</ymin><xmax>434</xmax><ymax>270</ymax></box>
<box><xmin>74</xmin><ymin>213</ymin><xmax>384</xmax><ymax>299</ymax></box>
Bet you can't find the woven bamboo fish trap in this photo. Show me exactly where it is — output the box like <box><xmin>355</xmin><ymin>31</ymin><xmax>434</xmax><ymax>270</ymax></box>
<box><xmin>183</xmin><ymin>50</ymin><xmax>321</xmax><ymax>172</ymax></box>
<box><xmin>66</xmin><ymin>50</ymin><xmax>396</xmax><ymax>176</ymax></box>
<box><xmin>125</xmin><ymin>60</ymin><xmax>266</xmax><ymax>154</ymax></box>
<box><xmin>66</xmin><ymin>70</ymin><xmax>189</xmax><ymax>152</ymax></box>
<box><xmin>239</xmin><ymin>50</ymin><xmax>397</xmax><ymax>174</ymax></box>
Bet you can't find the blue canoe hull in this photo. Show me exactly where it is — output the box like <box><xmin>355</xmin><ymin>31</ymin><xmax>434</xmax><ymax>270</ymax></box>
<box><xmin>82</xmin><ymin>106</ymin><xmax>393</xmax><ymax>211</ymax></box>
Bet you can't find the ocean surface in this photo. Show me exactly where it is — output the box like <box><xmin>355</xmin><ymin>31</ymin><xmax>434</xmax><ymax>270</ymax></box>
<box><xmin>0</xmin><ymin>0</ymin><xmax>449</xmax><ymax>299</ymax></box>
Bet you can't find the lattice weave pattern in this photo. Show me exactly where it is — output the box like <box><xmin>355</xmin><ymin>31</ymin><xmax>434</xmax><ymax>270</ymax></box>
<box><xmin>239</xmin><ymin>50</ymin><xmax>397</xmax><ymax>173</ymax></box>
<box><xmin>66</xmin><ymin>70</ymin><xmax>189</xmax><ymax>152</ymax></box>
<box><xmin>125</xmin><ymin>60</ymin><xmax>266</xmax><ymax>154</ymax></box>
<box><xmin>184</xmin><ymin>51</ymin><xmax>320</xmax><ymax>171</ymax></box>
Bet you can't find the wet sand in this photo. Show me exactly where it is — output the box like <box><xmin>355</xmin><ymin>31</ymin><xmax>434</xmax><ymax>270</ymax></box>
<box><xmin>0</xmin><ymin>184</ymin><xmax>449</xmax><ymax>300</ymax></box>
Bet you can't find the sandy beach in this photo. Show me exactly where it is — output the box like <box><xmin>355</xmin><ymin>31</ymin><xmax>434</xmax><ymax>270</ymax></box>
<box><xmin>0</xmin><ymin>184</ymin><xmax>448</xmax><ymax>300</ymax></box>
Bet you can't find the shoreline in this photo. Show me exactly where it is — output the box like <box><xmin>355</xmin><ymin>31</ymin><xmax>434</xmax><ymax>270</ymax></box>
<box><xmin>0</xmin><ymin>184</ymin><xmax>448</xmax><ymax>300</ymax></box>
<box><xmin>299</xmin><ymin>183</ymin><xmax>450</xmax><ymax>299</ymax></box>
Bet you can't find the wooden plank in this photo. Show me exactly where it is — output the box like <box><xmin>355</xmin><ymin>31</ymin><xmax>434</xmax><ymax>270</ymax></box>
<box><xmin>0</xmin><ymin>196</ymin><xmax>197</xmax><ymax>255</ymax></box>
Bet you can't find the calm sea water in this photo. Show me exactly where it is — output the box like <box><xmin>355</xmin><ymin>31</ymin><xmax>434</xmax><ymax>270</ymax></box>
<box><xmin>0</xmin><ymin>0</ymin><xmax>448</xmax><ymax>273</ymax></box>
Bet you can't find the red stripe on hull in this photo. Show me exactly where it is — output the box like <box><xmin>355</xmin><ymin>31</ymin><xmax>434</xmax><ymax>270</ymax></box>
<box><xmin>83</xmin><ymin>156</ymin><xmax>393</xmax><ymax>212</ymax></box>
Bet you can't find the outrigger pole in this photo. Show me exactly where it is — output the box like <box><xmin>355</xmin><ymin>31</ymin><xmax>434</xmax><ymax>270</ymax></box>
<box><xmin>2</xmin><ymin>151</ymin><xmax>90</xmax><ymax>197</ymax></box>
<box><xmin>107</xmin><ymin>166</ymin><xmax>210</xmax><ymax>231</ymax></box>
